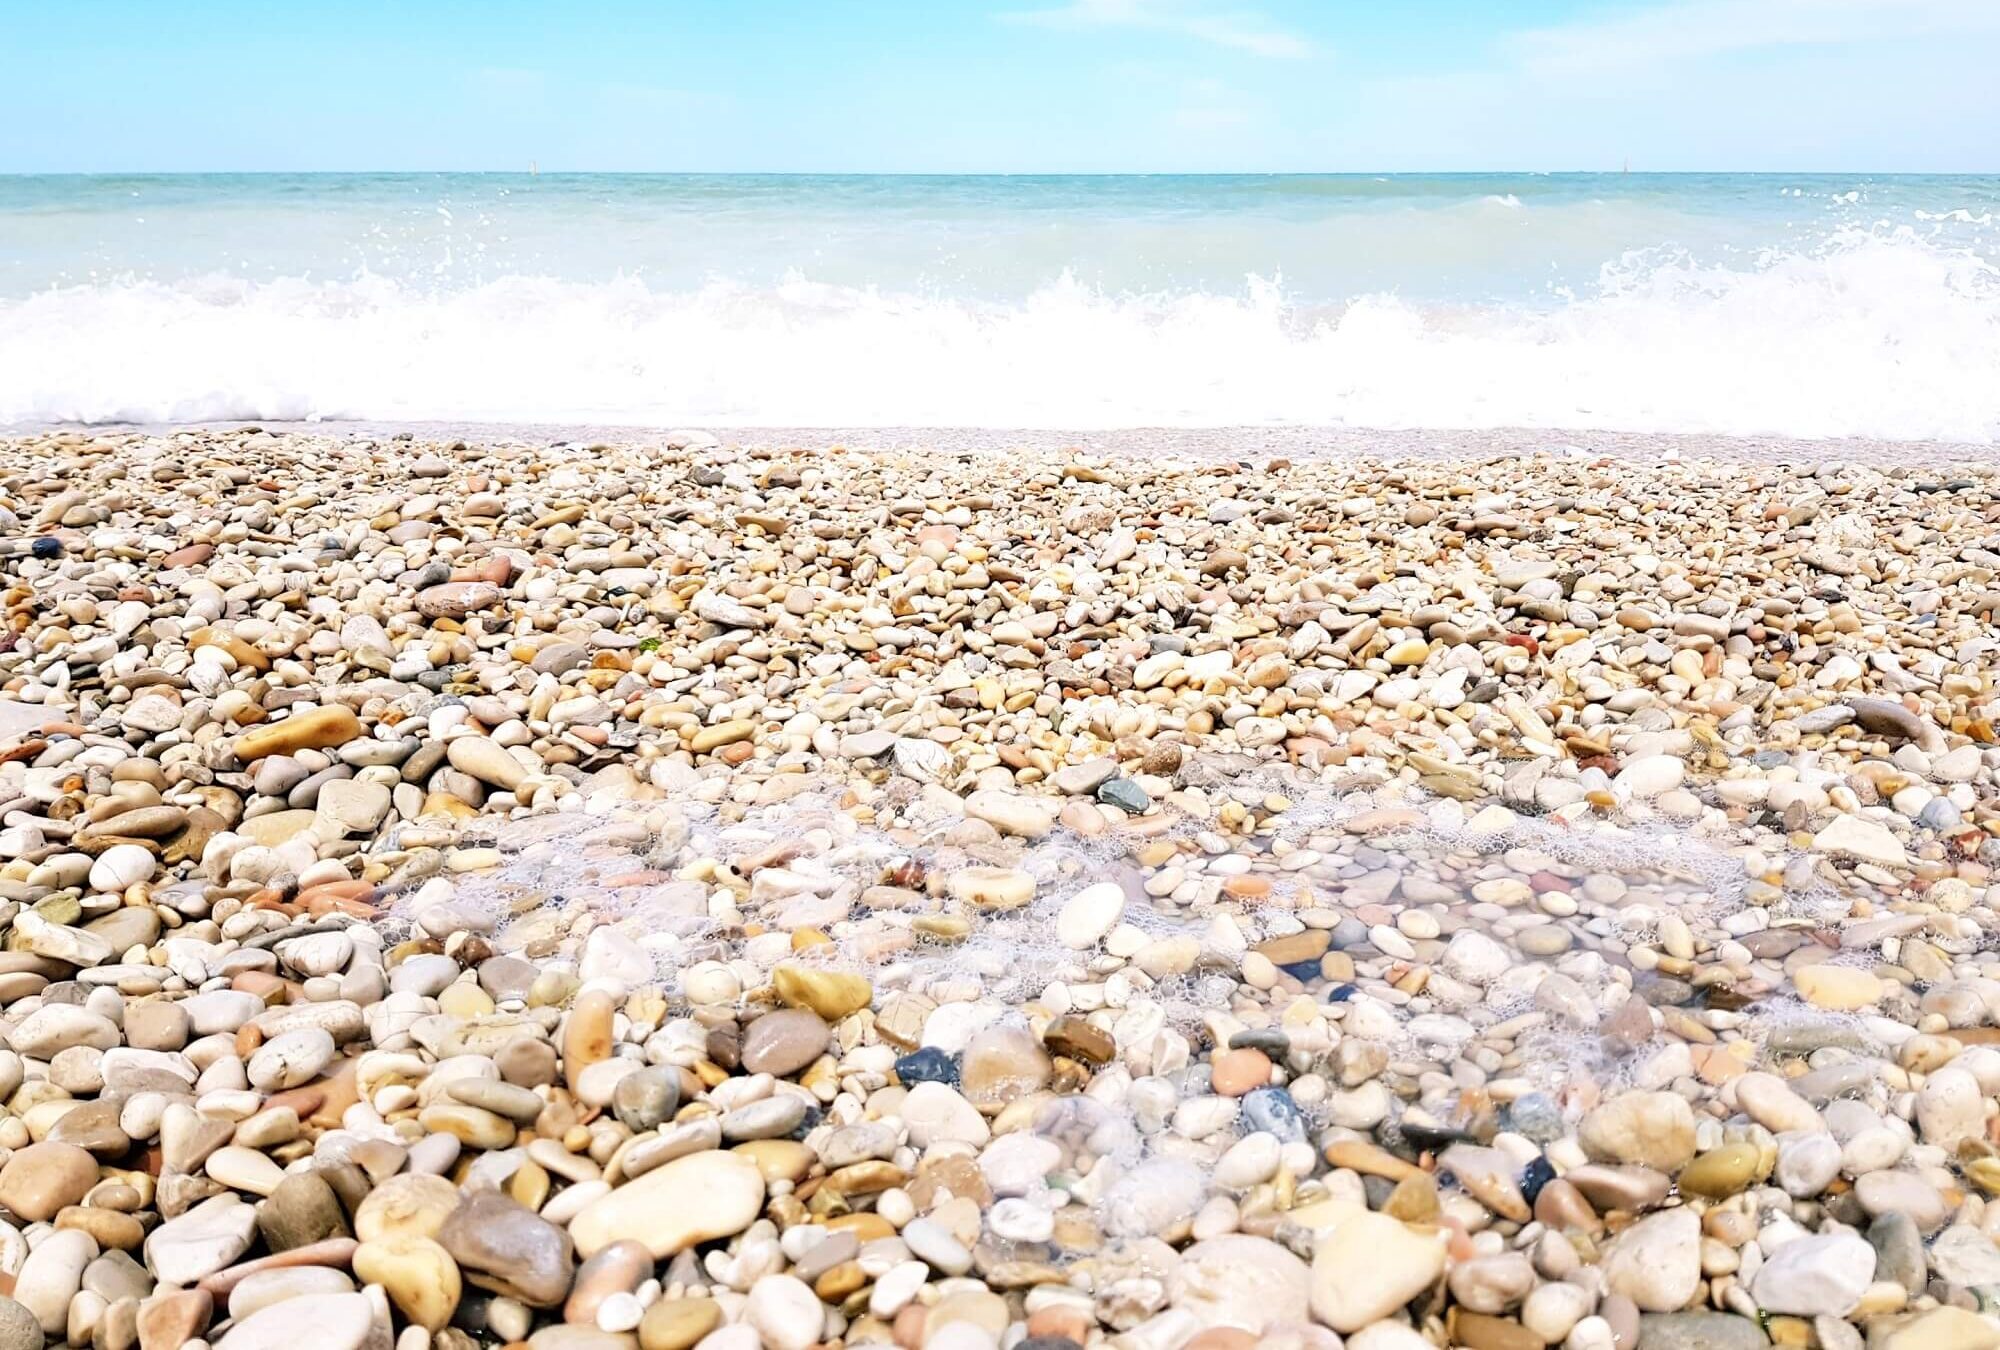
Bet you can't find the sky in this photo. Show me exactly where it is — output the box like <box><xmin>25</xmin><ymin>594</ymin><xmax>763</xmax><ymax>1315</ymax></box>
<box><xmin>2</xmin><ymin>0</ymin><xmax>1996</xmax><ymax>172</ymax></box>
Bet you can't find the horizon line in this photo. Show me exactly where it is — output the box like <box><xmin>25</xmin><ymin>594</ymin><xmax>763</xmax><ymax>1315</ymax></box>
<box><xmin>4</xmin><ymin>166</ymin><xmax>1997</xmax><ymax>178</ymax></box>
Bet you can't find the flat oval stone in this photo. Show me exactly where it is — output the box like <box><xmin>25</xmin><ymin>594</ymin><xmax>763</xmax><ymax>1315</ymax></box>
<box><xmin>568</xmin><ymin>1149</ymin><xmax>765</xmax><ymax>1259</ymax></box>
<box><xmin>739</xmin><ymin>1009</ymin><xmax>830</xmax><ymax>1078</ymax></box>
<box><xmin>436</xmin><ymin>1189</ymin><xmax>575</xmax><ymax>1308</ymax></box>
<box><xmin>216</xmin><ymin>1292</ymin><xmax>376</xmax><ymax>1350</ymax></box>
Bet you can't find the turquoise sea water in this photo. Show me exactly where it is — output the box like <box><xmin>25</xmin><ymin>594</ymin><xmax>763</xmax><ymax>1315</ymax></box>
<box><xmin>2</xmin><ymin>172</ymin><xmax>1997</xmax><ymax>436</ymax></box>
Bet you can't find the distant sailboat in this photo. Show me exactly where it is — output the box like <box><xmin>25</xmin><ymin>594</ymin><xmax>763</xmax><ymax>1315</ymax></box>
<box><xmin>530</xmin><ymin>160</ymin><xmax>539</xmax><ymax>176</ymax></box>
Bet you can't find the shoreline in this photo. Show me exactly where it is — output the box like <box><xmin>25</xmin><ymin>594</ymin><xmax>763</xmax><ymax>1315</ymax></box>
<box><xmin>8</xmin><ymin>420</ymin><xmax>1996</xmax><ymax>466</ymax></box>
<box><xmin>2</xmin><ymin>425</ymin><xmax>1998</xmax><ymax>1350</ymax></box>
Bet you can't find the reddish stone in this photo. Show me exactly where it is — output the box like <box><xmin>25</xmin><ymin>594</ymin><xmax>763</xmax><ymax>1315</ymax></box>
<box><xmin>160</xmin><ymin>543</ymin><xmax>214</xmax><ymax>569</ymax></box>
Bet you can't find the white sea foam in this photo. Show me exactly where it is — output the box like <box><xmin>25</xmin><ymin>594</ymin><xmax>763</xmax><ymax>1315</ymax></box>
<box><xmin>3</xmin><ymin>227</ymin><xmax>1996</xmax><ymax>439</ymax></box>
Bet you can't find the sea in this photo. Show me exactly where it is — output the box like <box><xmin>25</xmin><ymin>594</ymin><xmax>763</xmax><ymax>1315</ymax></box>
<box><xmin>1</xmin><ymin>172</ymin><xmax>1996</xmax><ymax>439</ymax></box>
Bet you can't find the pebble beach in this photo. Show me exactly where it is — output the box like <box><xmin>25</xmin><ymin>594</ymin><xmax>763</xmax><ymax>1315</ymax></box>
<box><xmin>3</xmin><ymin>425</ymin><xmax>2000</xmax><ymax>1350</ymax></box>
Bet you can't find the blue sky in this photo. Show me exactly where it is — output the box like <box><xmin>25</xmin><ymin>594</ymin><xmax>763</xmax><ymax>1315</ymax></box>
<box><xmin>3</xmin><ymin>0</ymin><xmax>1996</xmax><ymax>171</ymax></box>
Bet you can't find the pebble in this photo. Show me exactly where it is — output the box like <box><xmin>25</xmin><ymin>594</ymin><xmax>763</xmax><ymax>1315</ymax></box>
<box><xmin>568</xmin><ymin>1150</ymin><xmax>764</xmax><ymax>1257</ymax></box>
<box><xmin>4</xmin><ymin>431</ymin><xmax>2000</xmax><ymax>1350</ymax></box>
<box><xmin>1600</xmin><ymin>1208</ymin><xmax>1701</xmax><ymax>1312</ymax></box>
<box><xmin>1308</xmin><ymin>1207</ymin><xmax>1447</xmax><ymax>1332</ymax></box>
<box><xmin>436</xmin><ymin>1190</ymin><xmax>574</xmax><ymax>1307</ymax></box>
<box><xmin>217</xmin><ymin>1292</ymin><xmax>377</xmax><ymax>1350</ymax></box>
<box><xmin>0</xmin><ymin>1141</ymin><xmax>97</xmax><ymax>1221</ymax></box>
<box><xmin>1056</xmin><ymin>882</ymin><xmax>1126</xmax><ymax>949</ymax></box>
<box><xmin>353</xmin><ymin>1233</ymin><xmax>461</xmax><ymax>1330</ymax></box>
<box><xmin>1578</xmin><ymin>1092</ymin><xmax>1697</xmax><ymax>1171</ymax></box>
<box><xmin>740</xmin><ymin>1009</ymin><xmax>832</xmax><ymax>1077</ymax></box>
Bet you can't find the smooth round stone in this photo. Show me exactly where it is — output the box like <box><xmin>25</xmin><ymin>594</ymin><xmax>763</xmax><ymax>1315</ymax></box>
<box><xmin>638</xmin><ymin>1297</ymin><xmax>720</xmax><ymax>1350</ymax></box>
<box><xmin>568</xmin><ymin>1150</ymin><xmax>765</xmax><ymax>1258</ymax></box>
<box><xmin>962</xmin><ymin>790</ymin><xmax>1055</xmax><ymax>839</ymax></box>
<box><xmin>734</xmin><ymin>1140</ymin><xmax>814</xmax><ymax>1185</ymax></box>
<box><xmin>739</xmin><ymin>1010</ymin><xmax>831</xmax><ymax>1078</ymax></box>
<box><xmin>1522</xmin><ymin>1282</ymin><xmax>1593</xmax><ymax>1343</ymax></box>
<box><xmin>216</xmin><ymin>1292</ymin><xmax>376</xmax><ymax>1350</ymax></box>
<box><xmin>10</xmin><ymin>1005</ymin><xmax>121</xmax><ymax>1058</ymax></box>
<box><xmin>1774</xmin><ymin>1132</ymin><xmax>1842</xmax><ymax>1197</ymax></box>
<box><xmin>258</xmin><ymin>1171</ymin><xmax>350</xmax><ymax>1251</ymax></box>
<box><xmin>390</xmin><ymin>954</ymin><xmax>462</xmax><ymax>996</ymax></box>
<box><xmin>1578</xmin><ymin>1092</ymin><xmax>1696</xmax><ymax>1171</ymax></box>
<box><xmin>745</xmin><ymin>1273</ymin><xmax>822</xmax><ymax>1350</ymax></box>
<box><xmin>1449</xmin><ymin>1252</ymin><xmax>1537</xmax><ymax>1314</ymax></box>
<box><xmin>12</xmin><ymin>1229</ymin><xmax>93</xmax><ymax>1336</ymax></box>
<box><xmin>449</xmin><ymin>1077</ymin><xmax>546</xmax><ymax>1124</ymax></box>
<box><xmin>436</xmin><ymin>1189</ymin><xmax>575</xmax><ymax>1308</ymax></box>
<box><xmin>1634</xmin><ymin>1312</ymin><xmax>1770</xmax><ymax>1350</ymax></box>
<box><xmin>721</xmin><ymin>1095</ymin><xmax>809</xmax><ymax>1141</ymax></box>
<box><xmin>1600</xmin><ymin>1209</ymin><xmax>1701</xmax><ymax>1312</ymax></box>
<box><xmin>0</xmin><ymin>1141</ymin><xmax>97</xmax><ymax>1222</ymax></box>
<box><xmin>1678</xmin><ymin>1142</ymin><xmax>1763</xmax><ymax>1198</ymax></box>
<box><xmin>0</xmin><ymin>1298</ymin><xmax>39</xmax><ymax>1350</ymax></box>
<box><xmin>596</xmin><ymin>1292</ymin><xmax>644</xmax><ymax>1334</ymax></box>
<box><xmin>901</xmin><ymin>1217</ymin><xmax>973</xmax><ymax>1276</ymax></box>
<box><xmin>1615</xmin><ymin>754</ymin><xmax>1685</xmax><ymax>798</ymax></box>
<box><xmin>611</xmin><ymin>1066</ymin><xmax>682</xmax><ymax>1132</ymax></box>
<box><xmin>246</xmin><ymin>1028</ymin><xmax>337</xmax><ymax>1091</ymax></box>
<box><xmin>1210</xmin><ymin>1048</ymin><xmax>1272</xmax><ymax>1097</ymax></box>
<box><xmin>496</xmin><ymin>1037</ymin><xmax>561</xmax><ymax>1087</ymax></box>
<box><xmin>89</xmin><ymin>843</ymin><xmax>156</xmax><ymax>892</ymax></box>
<box><xmin>1515</xmin><ymin>925</ymin><xmax>1573</xmax><ymax>957</ymax></box>
<box><xmin>947</xmin><ymin>866</ymin><xmax>1035</xmax><ymax>910</ymax></box>
<box><xmin>1734</xmin><ymin>1073</ymin><xmax>1823</xmax><ymax>1134</ymax></box>
<box><xmin>1309</xmin><ymin>1206</ymin><xmax>1447</xmax><ymax>1332</ymax></box>
<box><xmin>524</xmin><ymin>1320</ymin><xmax>640</xmax><ymax>1350</ymax></box>
<box><xmin>620</xmin><ymin>1118</ymin><xmax>725</xmax><ymax>1179</ymax></box>
<box><xmin>1795</xmin><ymin>964</ymin><xmax>1885</xmax><ymax>1011</ymax></box>
<box><xmin>959</xmin><ymin>1023</ymin><xmax>1053</xmax><ymax>1111</ymax></box>
<box><xmin>354</xmin><ymin>1171</ymin><xmax>460</xmax><ymax>1242</ymax></box>
<box><xmin>419</xmin><ymin>1102</ymin><xmax>519</xmax><ymax>1150</ymax></box>
<box><xmin>771</xmin><ymin>965</ymin><xmax>872</xmax><ymax>1020</ymax></box>
<box><xmin>566</xmin><ymin>1240</ymin><xmax>652</xmax><ymax>1326</ymax></box>
<box><xmin>1856</xmin><ymin>1170</ymin><xmax>1950</xmax><ymax>1232</ymax></box>
<box><xmin>1917</xmin><ymin>1067</ymin><xmax>1984</xmax><ymax>1147</ymax></box>
<box><xmin>562</xmin><ymin>990</ymin><xmax>617</xmax><ymax>1091</ymax></box>
<box><xmin>206</xmin><ymin>1145</ymin><xmax>286</xmax><ymax>1196</ymax></box>
<box><xmin>124</xmin><ymin>1001</ymin><xmax>191</xmax><ymax>1052</ymax></box>
<box><xmin>1056</xmin><ymin>882</ymin><xmax>1125</xmax><ymax>949</ymax></box>
<box><xmin>354</xmin><ymin>1233</ymin><xmax>462</xmax><ymax>1331</ymax></box>
<box><xmin>574</xmin><ymin>1053</ymin><xmax>639</xmax><ymax>1112</ymax></box>
<box><xmin>228</xmin><ymin>1267</ymin><xmax>358</xmax><ymax>1322</ymax></box>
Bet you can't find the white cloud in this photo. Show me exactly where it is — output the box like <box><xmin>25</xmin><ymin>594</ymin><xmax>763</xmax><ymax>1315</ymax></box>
<box><xmin>1509</xmin><ymin>0</ymin><xmax>2000</xmax><ymax>75</ymax></box>
<box><xmin>1002</xmin><ymin>0</ymin><xmax>1313</xmax><ymax>59</ymax></box>
<box><xmin>1320</xmin><ymin>0</ymin><xmax>2000</xmax><ymax>170</ymax></box>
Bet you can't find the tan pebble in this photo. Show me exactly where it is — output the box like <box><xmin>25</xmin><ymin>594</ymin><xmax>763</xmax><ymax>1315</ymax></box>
<box><xmin>637</xmin><ymin>1296</ymin><xmax>720</xmax><ymax>1350</ymax></box>
<box><xmin>354</xmin><ymin>1172</ymin><xmax>461</xmax><ymax>1242</ymax></box>
<box><xmin>565</xmin><ymin>1239</ymin><xmax>652</xmax><ymax>1327</ymax></box>
<box><xmin>562</xmin><ymin>991</ymin><xmax>616</xmax><ymax>1092</ymax></box>
<box><xmin>732</xmin><ymin>1140</ymin><xmax>815</xmax><ymax>1185</ymax></box>
<box><xmin>813</xmin><ymin>1261</ymin><xmax>866</xmax><ymax>1301</ymax></box>
<box><xmin>771</xmin><ymin>965</ymin><xmax>872</xmax><ymax>1020</ymax></box>
<box><xmin>353</xmin><ymin>1233</ymin><xmax>461</xmax><ymax>1331</ymax></box>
